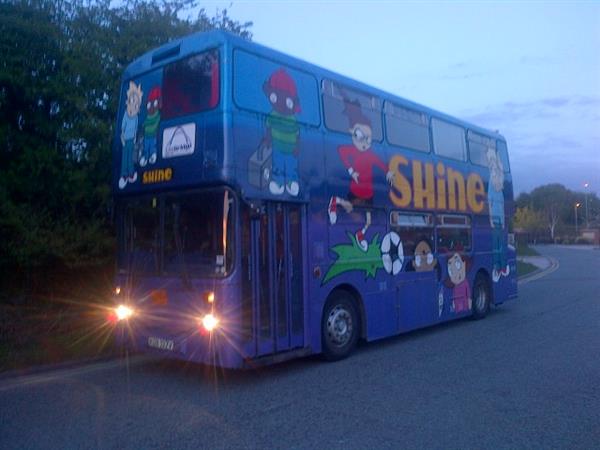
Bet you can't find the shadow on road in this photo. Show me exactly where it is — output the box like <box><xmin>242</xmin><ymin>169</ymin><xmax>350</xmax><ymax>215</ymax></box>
<box><xmin>128</xmin><ymin>303</ymin><xmax>516</xmax><ymax>386</ymax></box>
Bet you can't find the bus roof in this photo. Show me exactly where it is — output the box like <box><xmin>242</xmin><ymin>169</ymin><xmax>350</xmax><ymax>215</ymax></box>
<box><xmin>124</xmin><ymin>30</ymin><xmax>506</xmax><ymax>142</ymax></box>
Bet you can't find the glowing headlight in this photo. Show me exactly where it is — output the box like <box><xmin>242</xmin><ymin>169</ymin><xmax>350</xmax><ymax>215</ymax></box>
<box><xmin>115</xmin><ymin>304</ymin><xmax>134</xmax><ymax>321</ymax></box>
<box><xmin>201</xmin><ymin>314</ymin><xmax>219</xmax><ymax>332</ymax></box>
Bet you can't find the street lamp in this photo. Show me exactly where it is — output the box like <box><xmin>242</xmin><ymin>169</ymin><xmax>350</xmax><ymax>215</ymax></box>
<box><xmin>575</xmin><ymin>202</ymin><xmax>581</xmax><ymax>236</ymax></box>
<box><xmin>583</xmin><ymin>182</ymin><xmax>590</xmax><ymax>228</ymax></box>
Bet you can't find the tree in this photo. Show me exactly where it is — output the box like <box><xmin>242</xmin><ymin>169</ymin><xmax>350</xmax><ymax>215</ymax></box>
<box><xmin>514</xmin><ymin>206</ymin><xmax>544</xmax><ymax>243</ymax></box>
<box><xmin>0</xmin><ymin>0</ymin><xmax>251</xmax><ymax>289</ymax></box>
<box><xmin>527</xmin><ymin>184</ymin><xmax>575</xmax><ymax>241</ymax></box>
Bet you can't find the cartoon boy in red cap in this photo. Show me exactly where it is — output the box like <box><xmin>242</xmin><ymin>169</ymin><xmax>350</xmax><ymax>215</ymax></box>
<box><xmin>328</xmin><ymin>100</ymin><xmax>394</xmax><ymax>251</ymax></box>
<box><xmin>140</xmin><ymin>86</ymin><xmax>162</xmax><ymax>167</ymax></box>
<box><xmin>262</xmin><ymin>68</ymin><xmax>301</xmax><ymax>196</ymax></box>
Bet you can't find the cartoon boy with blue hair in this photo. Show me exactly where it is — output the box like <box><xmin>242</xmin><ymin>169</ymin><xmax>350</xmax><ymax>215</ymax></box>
<box><xmin>487</xmin><ymin>147</ymin><xmax>510</xmax><ymax>282</ymax></box>
<box><xmin>119</xmin><ymin>81</ymin><xmax>143</xmax><ymax>189</ymax></box>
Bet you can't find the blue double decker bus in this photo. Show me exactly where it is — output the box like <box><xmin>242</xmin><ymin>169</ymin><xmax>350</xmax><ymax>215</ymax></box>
<box><xmin>110</xmin><ymin>31</ymin><xmax>517</xmax><ymax>368</ymax></box>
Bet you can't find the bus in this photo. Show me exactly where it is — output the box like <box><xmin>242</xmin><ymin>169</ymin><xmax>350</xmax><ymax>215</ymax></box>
<box><xmin>110</xmin><ymin>30</ymin><xmax>517</xmax><ymax>368</ymax></box>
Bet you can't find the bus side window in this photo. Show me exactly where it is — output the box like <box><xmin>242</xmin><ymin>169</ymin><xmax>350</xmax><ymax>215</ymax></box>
<box><xmin>385</xmin><ymin>102</ymin><xmax>430</xmax><ymax>153</ymax></box>
<box><xmin>432</xmin><ymin>118</ymin><xmax>467</xmax><ymax>161</ymax></box>
<box><xmin>322</xmin><ymin>79</ymin><xmax>383</xmax><ymax>141</ymax></box>
<box><xmin>467</xmin><ymin>130</ymin><xmax>495</xmax><ymax>167</ymax></box>
<box><xmin>436</xmin><ymin>214</ymin><xmax>472</xmax><ymax>252</ymax></box>
<box><xmin>390</xmin><ymin>211</ymin><xmax>434</xmax><ymax>272</ymax></box>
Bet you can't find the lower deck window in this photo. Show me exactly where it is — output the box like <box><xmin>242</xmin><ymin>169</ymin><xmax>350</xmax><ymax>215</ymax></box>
<box><xmin>436</xmin><ymin>214</ymin><xmax>471</xmax><ymax>252</ymax></box>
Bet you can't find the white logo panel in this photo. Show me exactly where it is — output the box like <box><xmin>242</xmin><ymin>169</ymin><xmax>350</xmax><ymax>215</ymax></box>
<box><xmin>162</xmin><ymin>123</ymin><xmax>195</xmax><ymax>159</ymax></box>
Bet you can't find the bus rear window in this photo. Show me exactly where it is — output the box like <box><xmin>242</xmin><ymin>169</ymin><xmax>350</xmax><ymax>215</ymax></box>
<box><xmin>162</xmin><ymin>50</ymin><xmax>219</xmax><ymax>119</ymax></box>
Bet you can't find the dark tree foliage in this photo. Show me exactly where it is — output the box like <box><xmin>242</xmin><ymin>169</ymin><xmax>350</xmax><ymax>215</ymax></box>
<box><xmin>515</xmin><ymin>183</ymin><xmax>600</xmax><ymax>240</ymax></box>
<box><xmin>0</xmin><ymin>1</ymin><xmax>251</xmax><ymax>278</ymax></box>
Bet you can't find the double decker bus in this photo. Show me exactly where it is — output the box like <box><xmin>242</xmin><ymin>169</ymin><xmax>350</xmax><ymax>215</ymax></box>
<box><xmin>110</xmin><ymin>31</ymin><xmax>517</xmax><ymax>368</ymax></box>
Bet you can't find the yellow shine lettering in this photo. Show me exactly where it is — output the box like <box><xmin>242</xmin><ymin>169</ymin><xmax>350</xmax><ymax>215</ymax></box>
<box><xmin>466</xmin><ymin>173</ymin><xmax>485</xmax><ymax>213</ymax></box>
<box><xmin>436</xmin><ymin>162</ymin><xmax>447</xmax><ymax>210</ymax></box>
<box><xmin>413</xmin><ymin>161</ymin><xmax>435</xmax><ymax>209</ymax></box>
<box><xmin>447</xmin><ymin>168</ymin><xmax>467</xmax><ymax>211</ymax></box>
<box><xmin>142</xmin><ymin>168</ymin><xmax>173</xmax><ymax>185</ymax></box>
<box><xmin>389</xmin><ymin>155</ymin><xmax>411</xmax><ymax>207</ymax></box>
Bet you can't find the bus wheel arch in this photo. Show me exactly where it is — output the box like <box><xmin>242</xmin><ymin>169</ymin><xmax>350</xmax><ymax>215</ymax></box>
<box><xmin>320</xmin><ymin>285</ymin><xmax>364</xmax><ymax>361</ymax></box>
<box><xmin>472</xmin><ymin>269</ymin><xmax>492</xmax><ymax>319</ymax></box>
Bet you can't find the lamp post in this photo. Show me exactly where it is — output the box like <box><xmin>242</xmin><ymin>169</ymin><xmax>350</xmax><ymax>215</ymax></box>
<box><xmin>583</xmin><ymin>182</ymin><xmax>589</xmax><ymax>228</ymax></box>
<box><xmin>575</xmin><ymin>202</ymin><xmax>581</xmax><ymax>236</ymax></box>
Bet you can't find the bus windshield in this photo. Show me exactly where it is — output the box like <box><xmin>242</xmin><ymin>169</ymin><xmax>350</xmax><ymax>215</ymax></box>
<box><xmin>118</xmin><ymin>188</ymin><xmax>234</xmax><ymax>277</ymax></box>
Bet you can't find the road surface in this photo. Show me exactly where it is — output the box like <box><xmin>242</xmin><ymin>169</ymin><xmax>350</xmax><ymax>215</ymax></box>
<box><xmin>1</xmin><ymin>245</ymin><xmax>598</xmax><ymax>449</ymax></box>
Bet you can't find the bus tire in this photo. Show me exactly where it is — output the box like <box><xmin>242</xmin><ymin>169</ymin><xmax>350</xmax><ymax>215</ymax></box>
<box><xmin>321</xmin><ymin>291</ymin><xmax>359</xmax><ymax>361</ymax></box>
<box><xmin>472</xmin><ymin>273</ymin><xmax>490</xmax><ymax>320</ymax></box>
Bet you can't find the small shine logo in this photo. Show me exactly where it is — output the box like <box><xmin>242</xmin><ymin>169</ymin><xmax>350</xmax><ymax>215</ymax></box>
<box><xmin>143</xmin><ymin>167</ymin><xmax>173</xmax><ymax>184</ymax></box>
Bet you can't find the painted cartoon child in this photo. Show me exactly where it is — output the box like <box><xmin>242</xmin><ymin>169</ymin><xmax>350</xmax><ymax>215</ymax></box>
<box><xmin>328</xmin><ymin>100</ymin><xmax>394</xmax><ymax>251</ymax></box>
<box><xmin>446</xmin><ymin>252</ymin><xmax>472</xmax><ymax>313</ymax></box>
<box><xmin>262</xmin><ymin>68</ymin><xmax>301</xmax><ymax>196</ymax></box>
<box><xmin>119</xmin><ymin>81</ymin><xmax>143</xmax><ymax>189</ymax></box>
<box><xmin>412</xmin><ymin>239</ymin><xmax>437</xmax><ymax>272</ymax></box>
<box><xmin>487</xmin><ymin>147</ymin><xmax>510</xmax><ymax>282</ymax></box>
<box><xmin>140</xmin><ymin>86</ymin><xmax>162</xmax><ymax>167</ymax></box>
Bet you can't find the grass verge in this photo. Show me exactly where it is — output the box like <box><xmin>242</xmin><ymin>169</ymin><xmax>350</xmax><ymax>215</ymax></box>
<box><xmin>517</xmin><ymin>260</ymin><xmax>538</xmax><ymax>278</ymax></box>
<box><xmin>0</xmin><ymin>305</ymin><xmax>117</xmax><ymax>373</ymax></box>
<box><xmin>517</xmin><ymin>244</ymin><xmax>540</xmax><ymax>257</ymax></box>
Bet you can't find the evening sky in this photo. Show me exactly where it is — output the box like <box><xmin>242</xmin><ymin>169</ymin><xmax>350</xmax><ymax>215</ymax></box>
<box><xmin>196</xmin><ymin>0</ymin><xmax>599</xmax><ymax>195</ymax></box>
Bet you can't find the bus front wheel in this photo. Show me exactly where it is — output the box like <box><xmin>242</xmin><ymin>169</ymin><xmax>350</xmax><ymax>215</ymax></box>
<box><xmin>472</xmin><ymin>274</ymin><xmax>491</xmax><ymax>320</ymax></box>
<box><xmin>321</xmin><ymin>291</ymin><xmax>359</xmax><ymax>361</ymax></box>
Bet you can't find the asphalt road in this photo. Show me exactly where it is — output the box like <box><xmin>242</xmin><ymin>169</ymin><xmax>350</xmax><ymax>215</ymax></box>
<box><xmin>1</xmin><ymin>245</ymin><xmax>599</xmax><ymax>450</ymax></box>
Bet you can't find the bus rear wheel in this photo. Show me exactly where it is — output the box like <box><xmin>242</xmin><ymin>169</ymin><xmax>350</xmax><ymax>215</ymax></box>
<box><xmin>321</xmin><ymin>292</ymin><xmax>359</xmax><ymax>361</ymax></box>
<box><xmin>472</xmin><ymin>274</ymin><xmax>491</xmax><ymax>319</ymax></box>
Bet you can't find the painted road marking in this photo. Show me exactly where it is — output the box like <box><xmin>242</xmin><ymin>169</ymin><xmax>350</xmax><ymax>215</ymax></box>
<box><xmin>518</xmin><ymin>257</ymin><xmax>559</xmax><ymax>285</ymax></box>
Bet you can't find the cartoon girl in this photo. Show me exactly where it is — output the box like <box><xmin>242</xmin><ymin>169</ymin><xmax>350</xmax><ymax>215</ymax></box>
<box><xmin>446</xmin><ymin>252</ymin><xmax>472</xmax><ymax>313</ymax></box>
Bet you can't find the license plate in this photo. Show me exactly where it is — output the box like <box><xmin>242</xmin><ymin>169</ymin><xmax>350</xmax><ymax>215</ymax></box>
<box><xmin>147</xmin><ymin>336</ymin><xmax>175</xmax><ymax>351</ymax></box>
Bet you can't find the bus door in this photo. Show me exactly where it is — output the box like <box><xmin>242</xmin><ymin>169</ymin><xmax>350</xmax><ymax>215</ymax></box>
<box><xmin>390</xmin><ymin>212</ymin><xmax>439</xmax><ymax>331</ymax></box>
<box><xmin>252</xmin><ymin>203</ymin><xmax>305</xmax><ymax>357</ymax></box>
<box><xmin>396</xmin><ymin>271</ymin><xmax>437</xmax><ymax>332</ymax></box>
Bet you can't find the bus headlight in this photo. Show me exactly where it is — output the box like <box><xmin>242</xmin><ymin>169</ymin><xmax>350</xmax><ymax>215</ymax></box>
<box><xmin>201</xmin><ymin>314</ymin><xmax>219</xmax><ymax>332</ymax></box>
<box><xmin>115</xmin><ymin>304</ymin><xmax>134</xmax><ymax>321</ymax></box>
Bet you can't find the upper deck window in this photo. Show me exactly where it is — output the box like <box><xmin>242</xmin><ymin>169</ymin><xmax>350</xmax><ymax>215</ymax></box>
<box><xmin>322</xmin><ymin>79</ymin><xmax>382</xmax><ymax>141</ymax></box>
<box><xmin>162</xmin><ymin>49</ymin><xmax>219</xmax><ymax>120</ymax></box>
<box><xmin>385</xmin><ymin>102</ymin><xmax>430</xmax><ymax>152</ymax></box>
<box><xmin>233</xmin><ymin>50</ymin><xmax>320</xmax><ymax>126</ymax></box>
<box><xmin>467</xmin><ymin>130</ymin><xmax>495</xmax><ymax>167</ymax></box>
<box><xmin>432</xmin><ymin>118</ymin><xmax>466</xmax><ymax>161</ymax></box>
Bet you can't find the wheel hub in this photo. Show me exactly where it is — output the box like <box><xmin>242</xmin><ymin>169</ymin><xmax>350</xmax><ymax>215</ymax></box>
<box><xmin>327</xmin><ymin>305</ymin><xmax>353</xmax><ymax>347</ymax></box>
